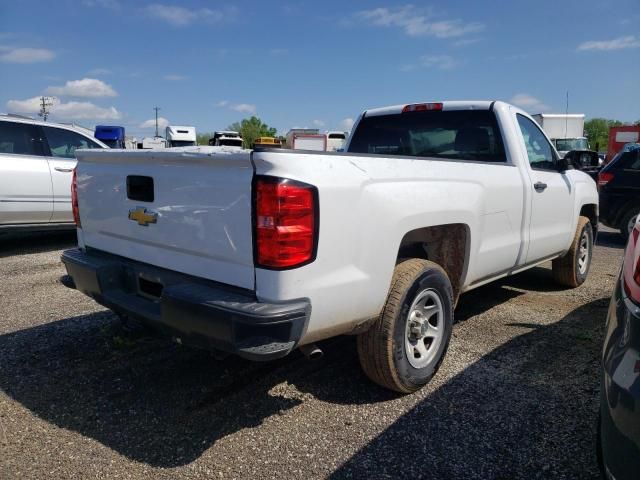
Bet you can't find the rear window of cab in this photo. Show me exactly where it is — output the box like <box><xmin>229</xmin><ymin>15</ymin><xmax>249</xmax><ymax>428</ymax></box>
<box><xmin>348</xmin><ymin>110</ymin><xmax>506</xmax><ymax>163</ymax></box>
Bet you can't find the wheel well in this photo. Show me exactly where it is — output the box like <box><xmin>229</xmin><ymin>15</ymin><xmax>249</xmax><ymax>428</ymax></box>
<box><xmin>397</xmin><ymin>224</ymin><xmax>469</xmax><ymax>302</ymax></box>
<box><xmin>580</xmin><ymin>204</ymin><xmax>598</xmax><ymax>236</ymax></box>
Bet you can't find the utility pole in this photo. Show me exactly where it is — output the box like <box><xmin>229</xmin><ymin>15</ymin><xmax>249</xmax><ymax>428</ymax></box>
<box><xmin>153</xmin><ymin>106</ymin><xmax>161</xmax><ymax>138</ymax></box>
<box><xmin>38</xmin><ymin>96</ymin><xmax>54</xmax><ymax>121</ymax></box>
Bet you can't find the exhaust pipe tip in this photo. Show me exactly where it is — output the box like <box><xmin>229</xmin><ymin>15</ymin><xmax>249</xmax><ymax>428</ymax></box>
<box><xmin>299</xmin><ymin>343</ymin><xmax>323</xmax><ymax>360</ymax></box>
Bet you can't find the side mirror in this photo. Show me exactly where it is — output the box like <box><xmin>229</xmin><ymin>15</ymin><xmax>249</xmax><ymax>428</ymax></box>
<box><xmin>557</xmin><ymin>157</ymin><xmax>570</xmax><ymax>173</ymax></box>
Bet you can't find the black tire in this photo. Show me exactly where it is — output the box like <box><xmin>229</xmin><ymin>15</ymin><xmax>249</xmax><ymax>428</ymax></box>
<box><xmin>357</xmin><ymin>259</ymin><xmax>453</xmax><ymax>393</ymax></box>
<box><xmin>552</xmin><ymin>216</ymin><xmax>593</xmax><ymax>288</ymax></box>
<box><xmin>619</xmin><ymin>207</ymin><xmax>639</xmax><ymax>241</ymax></box>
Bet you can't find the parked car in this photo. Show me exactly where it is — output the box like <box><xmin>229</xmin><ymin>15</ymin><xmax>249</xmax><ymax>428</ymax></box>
<box><xmin>598</xmin><ymin>145</ymin><xmax>640</xmax><ymax>239</ymax></box>
<box><xmin>0</xmin><ymin>114</ymin><xmax>107</xmax><ymax>232</ymax></box>
<box><xmin>61</xmin><ymin>100</ymin><xmax>598</xmax><ymax>393</ymax></box>
<box><xmin>598</xmin><ymin>216</ymin><xmax>640</xmax><ymax>480</ymax></box>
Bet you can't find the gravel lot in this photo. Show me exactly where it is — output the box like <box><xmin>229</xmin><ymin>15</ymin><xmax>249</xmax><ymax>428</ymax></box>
<box><xmin>0</xmin><ymin>228</ymin><xmax>626</xmax><ymax>479</ymax></box>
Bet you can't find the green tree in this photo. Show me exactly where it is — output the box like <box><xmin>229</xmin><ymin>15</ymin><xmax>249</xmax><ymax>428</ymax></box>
<box><xmin>196</xmin><ymin>132</ymin><xmax>214</xmax><ymax>145</ymax></box>
<box><xmin>584</xmin><ymin>118</ymin><xmax>624</xmax><ymax>152</ymax></box>
<box><xmin>228</xmin><ymin>116</ymin><xmax>277</xmax><ymax>149</ymax></box>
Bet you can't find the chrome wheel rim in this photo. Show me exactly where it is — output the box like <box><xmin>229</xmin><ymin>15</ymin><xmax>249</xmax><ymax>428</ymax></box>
<box><xmin>577</xmin><ymin>230</ymin><xmax>590</xmax><ymax>275</ymax></box>
<box><xmin>405</xmin><ymin>288</ymin><xmax>444</xmax><ymax>369</ymax></box>
<box><xmin>627</xmin><ymin>212</ymin><xmax>639</xmax><ymax>236</ymax></box>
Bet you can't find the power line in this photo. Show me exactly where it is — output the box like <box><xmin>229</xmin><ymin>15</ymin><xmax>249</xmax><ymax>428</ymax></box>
<box><xmin>38</xmin><ymin>96</ymin><xmax>54</xmax><ymax>122</ymax></box>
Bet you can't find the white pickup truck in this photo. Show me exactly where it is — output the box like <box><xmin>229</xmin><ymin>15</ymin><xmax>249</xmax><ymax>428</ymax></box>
<box><xmin>62</xmin><ymin>101</ymin><xmax>598</xmax><ymax>393</ymax></box>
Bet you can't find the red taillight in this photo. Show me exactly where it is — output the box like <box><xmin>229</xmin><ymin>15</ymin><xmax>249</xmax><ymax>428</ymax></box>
<box><xmin>598</xmin><ymin>171</ymin><xmax>614</xmax><ymax>187</ymax></box>
<box><xmin>622</xmin><ymin>225</ymin><xmax>640</xmax><ymax>303</ymax></box>
<box><xmin>254</xmin><ymin>176</ymin><xmax>317</xmax><ymax>269</ymax></box>
<box><xmin>71</xmin><ymin>168</ymin><xmax>81</xmax><ymax>227</ymax></box>
<box><xmin>402</xmin><ymin>103</ymin><xmax>443</xmax><ymax>113</ymax></box>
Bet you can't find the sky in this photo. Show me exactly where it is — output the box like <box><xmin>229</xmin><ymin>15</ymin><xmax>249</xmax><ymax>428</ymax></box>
<box><xmin>1</xmin><ymin>0</ymin><xmax>639</xmax><ymax>139</ymax></box>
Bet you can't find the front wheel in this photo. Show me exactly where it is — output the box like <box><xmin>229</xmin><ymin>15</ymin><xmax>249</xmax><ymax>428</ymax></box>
<box><xmin>357</xmin><ymin>259</ymin><xmax>453</xmax><ymax>393</ymax></box>
<box><xmin>552</xmin><ymin>216</ymin><xmax>593</xmax><ymax>288</ymax></box>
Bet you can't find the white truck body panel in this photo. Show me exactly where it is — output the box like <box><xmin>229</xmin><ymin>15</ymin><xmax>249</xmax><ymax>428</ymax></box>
<box><xmin>141</xmin><ymin>137</ymin><xmax>167</xmax><ymax>149</ymax></box>
<box><xmin>531</xmin><ymin>113</ymin><xmax>585</xmax><ymax>139</ymax></box>
<box><xmin>72</xmin><ymin>101</ymin><xmax>599</xmax><ymax>346</ymax></box>
<box><xmin>292</xmin><ymin>135</ymin><xmax>326</xmax><ymax>151</ymax></box>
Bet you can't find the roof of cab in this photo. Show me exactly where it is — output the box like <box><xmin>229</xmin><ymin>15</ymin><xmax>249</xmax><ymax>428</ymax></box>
<box><xmin>364</xmin><ymin>100</ymin><xmax>498</xmax><ymax>117</ymax></box>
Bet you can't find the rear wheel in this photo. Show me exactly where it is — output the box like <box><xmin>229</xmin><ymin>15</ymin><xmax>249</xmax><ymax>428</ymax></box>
<box><xmin>552</xmin><ymin>216</ymin><xmax>593</xmax><ymax>288</ymax></box>
<box><xmin>357</xmin><ymin>259</ymin><xmax>453</xmax><ymax>393</ymax></box>
<box><xmin>619</xmin><ymin>207</ymin><xmax>639</xmax><ymax>241</ymax></box>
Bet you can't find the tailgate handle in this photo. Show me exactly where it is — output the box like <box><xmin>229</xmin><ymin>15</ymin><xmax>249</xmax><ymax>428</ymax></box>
<box><xmin>127</xmin><ymin>176</ymin><xmax>154</xmax><ymax>202</ymax></box>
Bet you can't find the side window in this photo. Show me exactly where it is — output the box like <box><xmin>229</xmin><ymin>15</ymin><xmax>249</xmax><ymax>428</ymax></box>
<box><xmin>516</xmin><ymin>114</ymin><xmax>557</xmax><ymax>171</ymax></box>
<box><xmin>617</xmin><ymin>151</ymin><xmax>640</xmax><ymax>170</ymax></box>
<box><xmin>43</xmin><ymin>126</ymin><xmax>101</xmax><ymax>159</ymax></box>
<box><xmin>0</xmin><ymin>121</ymin><xmax>45</xmax><ymax>156</ymax></box>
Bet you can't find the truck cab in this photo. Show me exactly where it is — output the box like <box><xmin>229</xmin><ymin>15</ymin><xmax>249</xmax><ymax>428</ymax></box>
<box><xmin>326</xmin><ymin>131</ymin><xmax>347</xmax><ymax>151</ymax></box>
<box><xmin>209</xmin><ymin>131</ymin><xmax>243</xmax><ymax>147</ymax></box>
<box><xmin>165</xmin><ymin>125</ymin><xmax>196</xmax><ymax>148</ymax></box>
<box><xmin>94</xmin><ymin>125</ymin><xmax>125</xmax><ymax>149</ymax></box>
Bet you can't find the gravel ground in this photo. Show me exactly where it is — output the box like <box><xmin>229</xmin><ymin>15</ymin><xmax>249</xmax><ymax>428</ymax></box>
<box><xmin>0</xmin><ymin>228</ymin><xmax>627</xmax><ymax>479</ymax></box>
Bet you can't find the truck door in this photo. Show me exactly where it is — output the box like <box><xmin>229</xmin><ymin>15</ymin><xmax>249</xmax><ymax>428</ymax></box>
<box><xmin>515</xmin><ymin>114</ymin><xmax>574</xmax><ymax>263</ymax></box>
<box><xmin>0</xmin><ymin>121</ymin><xmax>53</xmax><ymax>225</ymax></box>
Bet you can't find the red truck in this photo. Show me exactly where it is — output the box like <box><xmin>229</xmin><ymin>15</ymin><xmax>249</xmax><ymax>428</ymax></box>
<box><xmin>608</xmin><ymin>126</ymin><xmax>640</xmax><ymax>161</ymax></box>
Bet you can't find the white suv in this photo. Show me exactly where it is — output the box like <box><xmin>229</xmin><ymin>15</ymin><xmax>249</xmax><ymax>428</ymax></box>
<box><xmin>0</xmin><ymin>114</ymin><xmax>107</xmax><ymax>232</ymax></box>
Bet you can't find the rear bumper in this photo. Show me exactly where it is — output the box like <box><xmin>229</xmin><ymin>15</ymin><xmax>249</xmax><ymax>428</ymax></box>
<box><xmin>61</xmin><ymin>248</ymin><xmax>310</xmax><ymax>361</ymax></box>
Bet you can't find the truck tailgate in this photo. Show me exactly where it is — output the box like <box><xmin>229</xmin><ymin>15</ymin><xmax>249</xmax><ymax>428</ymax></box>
<box><xmin>75</xmin><ymin>147</ymin><xmax>255</xmax><ymax>290</ymax></box>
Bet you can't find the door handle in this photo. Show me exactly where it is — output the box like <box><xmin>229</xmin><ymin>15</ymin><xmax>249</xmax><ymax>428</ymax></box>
<box><xmin>54</xmin><ymin>167</ymin><xmax>74</xmax><ymax>173</ymax></box>
<box><xmin>534</xmin><ymin>181</ymin><xmax>548</xmax><ymax>192</ymax></box>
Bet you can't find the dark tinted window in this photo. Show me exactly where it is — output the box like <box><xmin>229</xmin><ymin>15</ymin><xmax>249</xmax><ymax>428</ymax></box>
<box><xmin>615</xmin><ymin>151</ymin><xmax>640</xmax><ymax>170</ymax></box>
<box><xmin>0</xmin><ymin>121</ymin><xmax>45</xmax><ymax>156</ymax></box>
<box><xmin>348</xmin><ymin>110</ymin><xmax>506</xmax><ymax>162</ymax></box>
<box><xmin>328</xmin><ymin>133</ymin><xmax>345</xmax><ymax>139</ymax></box>
<box><xmin>43</xmin><ymin>126</ymin><xmax>101</xmax><ymax>158</ymax></box>
<box><xmin>517</xmin><ymin>114</ymin><xmax>556</xmax><ymax>170</ymax></box>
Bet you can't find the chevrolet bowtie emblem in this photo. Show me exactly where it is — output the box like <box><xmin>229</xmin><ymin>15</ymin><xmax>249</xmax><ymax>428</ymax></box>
<box><xmin>128</xmin><ymin>207</ymin><xmax>158</xmax><ymax>226</ymax></box>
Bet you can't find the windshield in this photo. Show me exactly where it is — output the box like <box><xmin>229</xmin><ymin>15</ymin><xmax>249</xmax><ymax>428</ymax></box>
<box><xmin>554</xmin><ymin>138</ymin><xmax>589</xmax><ymax>151</ymax></box>
<box><xmin>170</xmin><ymin>140</ymin><xmax>196</xmax><ymax>147</ymax></box>
<box><xmin>348</xmin><ymin>110</ymin><xmax>506</xmax><ymax>162</ymax></box>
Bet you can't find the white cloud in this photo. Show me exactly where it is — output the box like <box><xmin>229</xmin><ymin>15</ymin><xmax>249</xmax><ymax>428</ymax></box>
<box><xmin>403</xmin><ymin>54</ymin><xmax>458</xmax><ymax>71</ymax></box>
<box><xmin>46</xmin><ymin>78</ymin><xmax>118</xmax><ymax>98</ymax></box>
<box><xmin>357</xmin><ymin>5</ymin><xmax>483</xmax><ymax>38</ymax></box>
<box><xmin>0</xmin><ymin>46</ymin><xmax>55</xmax><ymax>63</ymax></box>
<box><xmin>139</xmin><ymin>117</ymin><xmax>170</xmax><ymax>129</ymax></box>
<box><xmin>144</xmin><ymin>4</ymin><xmax>235</xmax><ymax>26</ymax></box>
<box><xmin>163</xmin><ymin>74</ymin><xmax>187</xmax><ymax>81</ymax></box>
<box><xmin>6</xmin><ymin>96</ymin><xmax>121</xmax><ymax>120</ymax></box>
<box><xmin>340</xmin><ymin>118</ymin><xmax>355</xmax><ymax>131</ymax></box>
<box><xmin>510</xmin><ymin>93</ymin><xmax>551</xmax><ymax>113</ymax></box>
<box><xmin>578</xmin><ymin>35</ymin><xmax>640</xmax><ymax>51</ymax></box>
<box><xmin>230</xmin><ymin>103</ymin><xmax>257</xmax><ymax>114</ymax></box>
<box><xmin>312</xmin><ymin>119</ymin><xmax>325</xmax><ymax>127</ymax></box>
<box><xmin>215</xmin><ymin>100</ymin><xmax>256</xmax><ymax>115</ymax></box>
